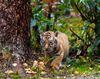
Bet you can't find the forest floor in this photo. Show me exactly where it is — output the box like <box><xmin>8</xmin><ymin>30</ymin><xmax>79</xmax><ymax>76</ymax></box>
<box><xmin>31</xmin><ymin>56</ymin><xmax>100</xmax><ymax>79</ymax></box>
<box><xmin>0</xmin><ymin>54</ymin><xmax>100</xmax><ymax>79</ymax></box>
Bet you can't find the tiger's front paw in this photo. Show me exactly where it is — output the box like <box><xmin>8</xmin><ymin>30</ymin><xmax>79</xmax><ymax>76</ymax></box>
<box><xmin>50</xmin><ymin>61</ymin><xmax>60</xmax><ymax>70</ymax></box>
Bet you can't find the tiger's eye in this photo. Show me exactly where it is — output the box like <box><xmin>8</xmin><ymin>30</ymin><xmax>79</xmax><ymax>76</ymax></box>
<box><xmin>49</xmin><ymin>41</ymin><xmax>53</xmax><ymax>45</ymax></box>
<box><xmin>40</xmin><ymin>40</ymin><xmax>45</xmax><ymax>46</ymax></box>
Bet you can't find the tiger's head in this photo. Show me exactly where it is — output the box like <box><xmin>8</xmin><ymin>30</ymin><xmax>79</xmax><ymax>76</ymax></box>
<box><xmin>40</xmin><ymin>31</ymin><xmax>57</xmax><ymax>53</ymax></box>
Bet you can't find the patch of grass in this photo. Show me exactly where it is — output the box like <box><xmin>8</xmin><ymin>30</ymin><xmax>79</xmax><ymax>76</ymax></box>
<box><xmin>0</xmin><ymin>72</ymin><xmax>5</xmax><ymax>79</ymax></box>
<box><xmin>11</xmin><ymin>74</ymin><xmax>21</xmax><ymax>79</ymax></box>
<box><xmin>66</xmin><ymin>17</ymin><xmax>83</xmax><ymax>38</ymax></box>
<box><xmin>67</xmin><ymin>57</ymin><xmax>100</xmax><ymax>75</ymax></box>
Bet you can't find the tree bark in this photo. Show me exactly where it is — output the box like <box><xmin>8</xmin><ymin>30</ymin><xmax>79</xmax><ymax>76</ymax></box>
<box><xmin>0</xmin><ymin>0</ymin><xmax>32</xmax><ymax>60</ymax></box>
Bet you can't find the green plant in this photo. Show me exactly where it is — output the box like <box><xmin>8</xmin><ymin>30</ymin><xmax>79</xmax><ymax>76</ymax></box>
<box><xmin>69</xmin><ymin>0</ymin><xmax>100</xmax><ymax>56</ymax></box>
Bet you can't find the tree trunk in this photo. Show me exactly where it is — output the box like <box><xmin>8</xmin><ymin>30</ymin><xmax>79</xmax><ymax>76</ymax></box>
<box><xmin>0</xmin><ymin>0</ymin><xmax>32</xmax><ymax>60</ymax></box>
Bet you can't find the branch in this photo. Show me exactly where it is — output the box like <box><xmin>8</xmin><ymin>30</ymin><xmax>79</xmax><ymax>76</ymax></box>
<box><xmin>73</xmin><ymin>1</ymin><xmax>86</xmax><ymax>20</ymax></box>
<box><xmin>70</xmin><ymin>28</ymin><xmax>84</xmax><ymax>42</ymax></box>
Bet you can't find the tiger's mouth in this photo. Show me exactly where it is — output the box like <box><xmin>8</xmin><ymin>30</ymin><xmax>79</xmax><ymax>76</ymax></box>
<box><xmin>42</xmin><ymin>48</ymin><xmax>52</xmax><ymax>53</ymax></box>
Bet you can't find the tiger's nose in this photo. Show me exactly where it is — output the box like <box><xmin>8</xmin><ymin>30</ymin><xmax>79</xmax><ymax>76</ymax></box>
<box><xmin>45</xmin><ymin>44</ymin><xmax>48</xmax><ymax>49</ymax></box>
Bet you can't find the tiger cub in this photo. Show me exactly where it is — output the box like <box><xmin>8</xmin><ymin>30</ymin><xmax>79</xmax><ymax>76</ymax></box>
<box><xmin>40</xmin><ymin>31</ymin><xmax>70</xmax><ymax>69</ymax></box>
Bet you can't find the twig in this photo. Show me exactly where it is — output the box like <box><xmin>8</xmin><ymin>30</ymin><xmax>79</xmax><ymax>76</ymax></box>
<box><xmin>70</xmin><ymin>28</ymin><xmax>84</xmax><ymax>42</ymax></box>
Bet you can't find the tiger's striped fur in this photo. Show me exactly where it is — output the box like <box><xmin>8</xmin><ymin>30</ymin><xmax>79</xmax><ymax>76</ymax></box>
<box><xmin>40</xmin><ymin>31</ymin><xmax>70</xmax><ymax>69</ymax></box>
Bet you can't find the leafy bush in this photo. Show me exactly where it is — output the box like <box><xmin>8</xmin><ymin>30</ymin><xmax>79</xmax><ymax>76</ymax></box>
<box><xmin>30</xmin><ymin>0</ymin><xmax>70</xmax><ymax>50</ymax></box>
<box><xmin>31</xmin><ymin>0</ymin><xmax>100</xmax><ymax>56</ymax></box>
<box><xmin>69</xmin><ymin>0</ymin><xmax>100</xmax><ymax>56</ymax></box>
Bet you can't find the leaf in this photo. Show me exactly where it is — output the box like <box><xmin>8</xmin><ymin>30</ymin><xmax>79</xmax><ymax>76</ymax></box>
<box><xmin>77</xmin><ymin>49</ymin><xmax>81</xmax><ymax>55</ymax></box>
<box><xmin>79</xmin><ymin>0</ymin><xmax>85</xmax><ymax>4</ymax></box>
<box><xmin>93</xmin><ymin>36</ymin><xmax>100</xmax><ymax>48</ymax></box>
<box><xmin>79</xmin><ymin>56</ymin><xmax>87</xmax><ymax>62</ymax></box>
<box><xmin>33</xmin><ymin>60</ymin><xmax>38</xmax><ymax>67</ymax></box>
<box><xmin>97</xmin><ymin>6</ymin><xmax>100</xmax><ymax>11</ymax></box>
<box><xmin>81</xmin><ymin>20</ymin><xmax>90</xmax><ymax>35</ymax></box>
<box><xmin>12</xmin><ymin>63</ymin><xmax>17</xmax><ymax>67</ymax></box>
<box><xmin>74</xmin><ymin>70</ymin><xmax>80</xmax><ymax>75</ymax></box>
<box><xmin>23</xmin><ymin>63</ymin><xmax>28</xmax><ymax>67</ymax></box>
<box><xmin>25</xmin><ymin>68</ymin><xmax>36</xmax><ymax>74</ymax></box>
<box><xmin>5</xmin><ymin>70</ymin><xmax>14</xmax><ymax>74</ymax></box>
<box><xmin>89</xmin><ymin>67</ymin><xmax>93</xmax><ymax>70</ymax></box>
<box><xmin>38</xmin><ymin>61</ymin><xmax>45</xmax><ymax>70</ymax></box>
<box><xmin>87</xmin><ymin>46</ymin><xmax>94</xmax><ymax>56</ymax></box>
<box><xmin>41</xmin><ymin>71</ymin><xmax>46</xmax><ymax>75</ymax></box>
<box><xmin>70</xmin><ymin>0</ymin><xmax>79</xmax><ymax>12</ymax></box>
<box><xmin>95</xmin><ymin>0</ymin><xmax>100</xmax><ymax>3</ymax></box>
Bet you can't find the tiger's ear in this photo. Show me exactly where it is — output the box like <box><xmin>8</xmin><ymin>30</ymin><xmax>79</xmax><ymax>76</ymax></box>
<box><xmin>39</xmin><ymin>30</ymin><xmax>43</xmax><ymax>39</ymax></box>
<box><xmin>54</xmin><ymin>31</ymin><xmax>59</xmax><ymax>37</ymax></box>
<box><xmin>40</xmin><ymin>33</ymin><xmax>43</xmax><ymax>39</ymax></box>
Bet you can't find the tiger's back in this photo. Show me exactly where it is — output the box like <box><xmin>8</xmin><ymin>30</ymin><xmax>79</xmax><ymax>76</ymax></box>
<box><xmin>55</xmin><ymin>31</ymin><xmax>70</xmax><ymax>58</ymax></box>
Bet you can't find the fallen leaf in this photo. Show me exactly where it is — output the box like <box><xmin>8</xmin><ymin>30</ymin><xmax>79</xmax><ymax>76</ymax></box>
<box><xmin>38</xmin><ymin>61</ymin><xmax>45</xmax><ymax>70</ymax></box>
<box><xmin>89</xmin><ymin>67</ymin><xmax>93</xmax><ymax>70</ymax></box>
<box><xmin>56</xmin><ymin>76</ymin><xmax>60</xmax><ymax>79</ymax></box>
<box><xmin>25</xmin><ymin>68</ymin><xmax>36</xmax><ymax>74</ymax></box>
<box><xmin>98</xmin><ymin>65</ymin><xmax>100</xmax><ymax>68</ymax></box>
<box><xmin>33</xmin><ymin>60</ymin><xmax>38</xmax><ymax>67</ymax></box>
<box><xmin>25</xmin><ymin>68</ymin><xmax>31</xmax><ymax>70</ymax></box>
<box><xmin>41</xmin><ymin>71</ymin><xmax>46</xmax><ymax>75</ymax></box>
<box><xmin>74</xmin><ymin>70</ymin><xmax>79</xmax><ymax>75</ymax></box>
<box><xmin>39</xmin><ymin>61</ymin><xmax>45</xmax><ymax>66</ymax></box>
<box><xmin>5</xmin><ymin>70</ymin><xmax>14</xmax><ymax>74</ymax></box>
<box><xmin>12</xmin><ymin>63</ymin><xmax>17</xmax><ymax>67</ymax></box>
<box><xmin>23</xmin><ymin>63</ymin><xmax>28</xmax><ymax>67</ymax></box>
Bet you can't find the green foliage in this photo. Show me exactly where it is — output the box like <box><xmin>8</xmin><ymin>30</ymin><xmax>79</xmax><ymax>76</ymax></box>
<box><xmin>67</xmin><ymin>56</ymin><xmax>100</xmax><ymax>75</ymax></box>
<box><xmin>0</xmin><ymin>72</ymin><xmax>5</xmax><ymax>79</ymax></box>
<box><xmin>31</xmin><ymin>0</ymin><xmax>100</xmax><ymax>56</ymax></box>
<box><xmin>30</xmin><ymin>27</ymin><xmax>40</xmax><ymax>50</ymax></box>
<box><xmin>11</xmin><ymin>74</ymin><xmax>21</xmax><ymax>79</ymax></box>
<box><xmin>31</xmin><ymin>0</ymin><xmax>71</xmax><ymax>31</ymax></box>
<box><xmin>70</xmin><ymin>0</ymin><xmax>99</xmax><ymax>21</ymax></box>
<box><xmin>31</xmin><ymin>5</ymin><xmax>50</xmax><ymax>30</ymax></box>
<box><xmin>31</xmin><ymin>0</ymin><xmax>70</xmax><ymax>49</ymax></box>
<box><xmin>69</xmin><ymin>0</ymin><xmax>100</xmax><ymax>56</ymax></box>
